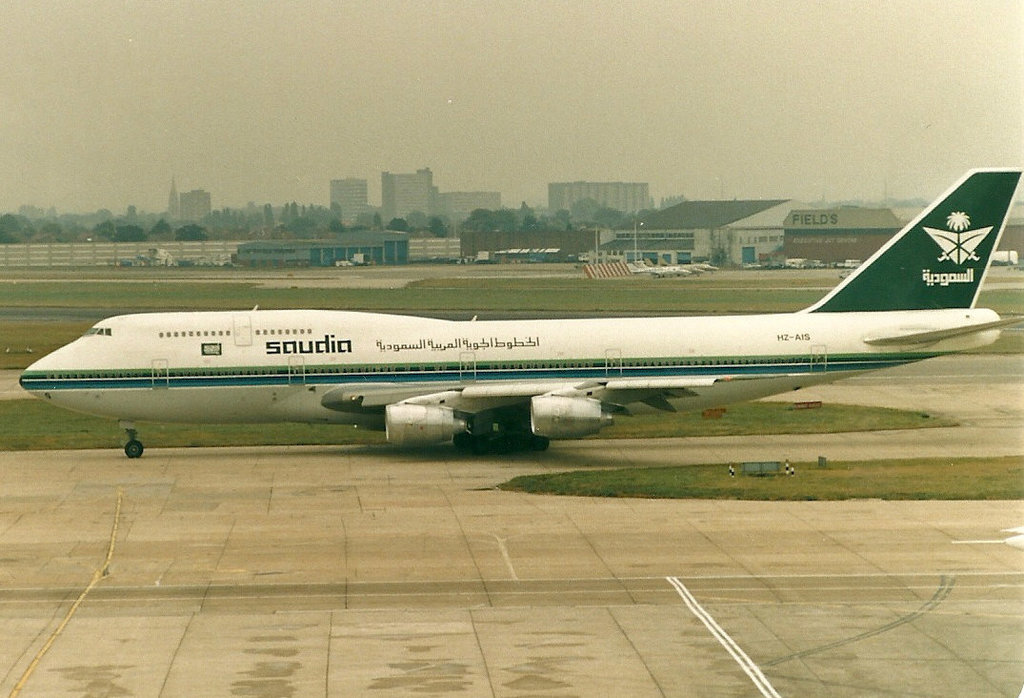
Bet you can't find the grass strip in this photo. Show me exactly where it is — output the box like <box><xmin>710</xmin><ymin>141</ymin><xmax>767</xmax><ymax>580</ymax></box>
<box><xmin>499</xmin><ymin>456</ymin><xmax>1024</xmax><ymax>500</ymax></box>
<box><xmin>600</xmin><ymin>402</ymin><xmax>953</xmax><ymax>438</ymax></box>
<box><xmin>1</xmin><ymin>322</ymin><xmax>94</xmax><ymax>369</ymax></box>
<box><xmin>0</xmin><ymin>400</ymin><xmax>952</xmax><ymax>452</ymax></box>
<box><xmin>1</xmin><ymin>278</ymin><xmax>1019</xmax><ymax>315</ymax></box>
<box><xmin>0</xmin><ymin>400</ymin><xmax>384</xmax><ymax>451</ymax></box>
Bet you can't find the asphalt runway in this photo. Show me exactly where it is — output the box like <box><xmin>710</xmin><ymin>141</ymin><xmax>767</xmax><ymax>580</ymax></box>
<box><xmin>0</xmin><ymin>355</ymin><xmax>1021</xmax><ymax>696</ymax></box>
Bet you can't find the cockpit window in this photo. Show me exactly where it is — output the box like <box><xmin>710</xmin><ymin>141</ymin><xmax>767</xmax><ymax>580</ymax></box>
<box><xmin>83</xmin><ymin>327</ymin><xmax>112</xmax><ymax>337</ymax></box>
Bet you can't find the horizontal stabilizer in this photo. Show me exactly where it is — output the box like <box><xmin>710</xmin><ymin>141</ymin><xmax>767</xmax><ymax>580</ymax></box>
<box><xmin>862</xmin><ymin>316</ymin><xmax>1023</xmax><ymax>346</ymax></box>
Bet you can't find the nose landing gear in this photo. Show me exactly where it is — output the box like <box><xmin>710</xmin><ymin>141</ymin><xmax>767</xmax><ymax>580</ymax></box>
<box><xmin>120</xmin><ymin>421</ymin><xmax>144</xmax><ymax>459</ymax></box>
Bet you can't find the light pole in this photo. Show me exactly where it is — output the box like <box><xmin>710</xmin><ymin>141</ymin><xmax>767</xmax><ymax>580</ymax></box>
<box><xmin>633</xmin><ymin>218</ymin><xmax>638</xmax><ymax>263</ymax></box>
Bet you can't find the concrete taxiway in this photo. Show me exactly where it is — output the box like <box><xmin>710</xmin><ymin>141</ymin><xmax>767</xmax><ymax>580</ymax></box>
<box><xmin>0</xmin><ymin>355</ymin><xmax>1021</xmax><ymax>697</ymax></box>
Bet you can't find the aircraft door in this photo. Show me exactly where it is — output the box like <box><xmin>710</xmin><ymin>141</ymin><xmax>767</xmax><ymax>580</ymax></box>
<box><xmin>233</xmin><ymin>314</ymin><xmax>253</xmax><ymax>347</ymax></box>
<box><xmin>151</xmin><ymin>359</ymin><xmax>169</xmax><ymax>389</ymax></box>
<box><xmin>810</xmin><ymin>345</ymin><xmax>828</xmax><ymax>372</ymax></box>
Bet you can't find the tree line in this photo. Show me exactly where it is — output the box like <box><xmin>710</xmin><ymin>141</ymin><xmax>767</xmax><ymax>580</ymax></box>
<box><xmin>0</xmin><ymin>213</ymin><xmax>214</xmax><ymax>244</ymax></box>
<box><xmin>1</xmin><ymin>197</ymin><xmax>653</xmax><ymax>245</ymax></box>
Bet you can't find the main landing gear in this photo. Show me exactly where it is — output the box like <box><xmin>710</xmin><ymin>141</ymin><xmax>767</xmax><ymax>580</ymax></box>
<box><xmin>452</xmin><ymin>409</ymin><xmax>551</xmax><ymax>455</ymax></box>
<box><xmin>120</xmin><ymin>421</ymin><xmax>144</xmax><ymax>459</ymax></box>
<box><xmin>453</xmin><ymin>431</ymin><xmax>550</xmax><ymax>455</ymax></box>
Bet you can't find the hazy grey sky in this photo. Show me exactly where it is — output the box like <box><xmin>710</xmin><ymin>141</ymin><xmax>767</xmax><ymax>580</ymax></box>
<box><xmin>2</xmin><ymin>0</ymin><xmax>1021</xmax><ymax>214</ymax></box>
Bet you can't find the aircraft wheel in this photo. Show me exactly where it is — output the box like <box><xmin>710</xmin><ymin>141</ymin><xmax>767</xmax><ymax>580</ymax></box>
<box><xmin>124</xmin><ymin>439</ymin><xmax>144</xmax><ymax>459</ymax></box>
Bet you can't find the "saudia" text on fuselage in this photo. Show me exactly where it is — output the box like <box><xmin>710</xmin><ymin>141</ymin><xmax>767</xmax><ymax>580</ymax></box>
<box><xmin>265</xmin><ymin>334</ymin><xmax>353</xmax><ymax>355</ymax></box>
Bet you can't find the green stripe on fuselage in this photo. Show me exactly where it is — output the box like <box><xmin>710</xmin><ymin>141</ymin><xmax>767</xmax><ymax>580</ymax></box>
<box><xmin>19</xmin><ymin>352</ymin><xmax>937</xmax><ymax>392</ymax></box>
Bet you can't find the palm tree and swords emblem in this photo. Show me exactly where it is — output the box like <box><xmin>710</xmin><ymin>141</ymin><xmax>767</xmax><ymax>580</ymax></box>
<box><xmin>923</xmin><ymin>212</ymin><xmax>993</xmax><ymax>265</ymax></box>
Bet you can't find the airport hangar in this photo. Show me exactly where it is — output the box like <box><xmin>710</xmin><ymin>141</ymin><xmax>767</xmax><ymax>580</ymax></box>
<box><xmin>233</xmin><ymin>234</ymin><xmax>471</xmax><ymax>267</ymax></box>
<box><xmin>456</xmin><ymin>202</ymin><xmax>907</xmax><ymax>267</ymax></box>
<box><xmin>234</xmin><ymin>232</ymin><xmax>410</xmax><ymax>267</ymax></box>
<box><xmin>600</xmin><ymin>200</ymin><xmax>908</xmax><ymax>267</ymax></box>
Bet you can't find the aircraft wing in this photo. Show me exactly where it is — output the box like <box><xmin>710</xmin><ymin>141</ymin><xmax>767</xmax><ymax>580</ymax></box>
<box><xmin>320</xmin><ymin>374</ymin><xmax>767</xmax><ymax>417</ymax></box>
<box><xmin>862</xmin><ymin>316</ymin><xmax>1023</xmax><ymax>346</ymax></box>
<box><xmin>319</xmin><ymin>380</ymin><xmax>590</xmax><ymax>414</ymax></box>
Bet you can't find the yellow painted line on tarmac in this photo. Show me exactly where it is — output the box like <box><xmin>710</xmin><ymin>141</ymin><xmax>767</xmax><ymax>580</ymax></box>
<box><xmin>9</xmin><ymin>487</ymin><xmax>123</xmax><ymax>698</ymax></box>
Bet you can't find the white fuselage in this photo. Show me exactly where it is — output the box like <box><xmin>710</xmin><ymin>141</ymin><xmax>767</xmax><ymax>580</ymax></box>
<box><xmin>19</xmin><ymin>307</ymin><xmax>1001</xmax><ymax>427</ymax></box>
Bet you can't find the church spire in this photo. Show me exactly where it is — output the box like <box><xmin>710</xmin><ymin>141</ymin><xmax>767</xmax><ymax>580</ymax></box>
<box><xmin>168</xmin><ymin>176</ymin><xmax>179</xmax><ymax>220</ymax></box>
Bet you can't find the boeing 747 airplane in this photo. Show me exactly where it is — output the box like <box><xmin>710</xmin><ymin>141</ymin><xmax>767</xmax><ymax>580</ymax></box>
<box><xmin>19</xmin><ymin>169</ymin><xmax>1022</xmax><ymax>457</ymax></box>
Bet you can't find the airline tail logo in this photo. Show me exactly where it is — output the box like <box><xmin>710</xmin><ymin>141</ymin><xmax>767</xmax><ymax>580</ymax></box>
<box><xmin>923</xmin><ymin>211</ymin><xmax>993</xmax><ymax>265</ymax></box>
<box><xmin>920</xmin><ymin>210</ymin><xmax>992</xmax><ymax>288</ymax></box>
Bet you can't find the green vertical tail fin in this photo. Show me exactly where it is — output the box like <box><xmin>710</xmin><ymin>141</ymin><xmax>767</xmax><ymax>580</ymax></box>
<box><xmin>805</xmin><ymin>169</ymin><xmax>1021</xmax><ymax>313</ymax></box>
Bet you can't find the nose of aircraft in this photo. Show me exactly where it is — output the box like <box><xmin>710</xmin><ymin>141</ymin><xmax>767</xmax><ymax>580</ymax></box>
<box><xmin>18</xmin><ymin>340</ymin><xmax>74</xmax><ymax>395</ymax></box>
<box><xmin>19</xmin><ymin>353</ymin><xmax>48</xmax><ymax>394</ymax></box>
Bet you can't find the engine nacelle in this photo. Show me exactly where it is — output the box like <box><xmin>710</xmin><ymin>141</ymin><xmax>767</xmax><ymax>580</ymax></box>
<box><xmin>385</xmin><ymin>404</ymin><xmax>467</xmax><ymax>446</ymax></box>
<box><xmin>530</xmin><ymin>395</ymin><xmax>612</xmax><ymax>439</ymax></box>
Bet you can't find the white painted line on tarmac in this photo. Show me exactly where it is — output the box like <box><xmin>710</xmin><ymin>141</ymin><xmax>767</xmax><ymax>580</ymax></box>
<box><xmin>667</xmin><ymin>576</ymin><xmax>782</xmax><ymax>698</ymax></box>
<box><xmin>952</xmin><ymin>540</ymin><xmax>1008</xmax><ymax>544</ymax></box>
<box><xmin>953</xmin><ymin>526</ymin><xmax>1024</xmax><ymax>549</ymax></box>
<box><xmin>492</xmin><ymin>534</ymin><xmax>519</xmax><ymax>581</ymax></box>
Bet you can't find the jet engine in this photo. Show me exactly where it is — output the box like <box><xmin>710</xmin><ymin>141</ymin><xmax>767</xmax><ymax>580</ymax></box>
<box><xmin>530</xmin><ymin>395</ymin><xmax>612</xmax><ymax>439</ymax></box>
<box><xmin>385</xmin><ymin>404</ymin><xmax>467</xmax><ymax>446</ymax></box>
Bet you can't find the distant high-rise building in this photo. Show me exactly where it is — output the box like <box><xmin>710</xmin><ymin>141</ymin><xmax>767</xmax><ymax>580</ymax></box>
<box><xmin>168</xmin><ymin>177</ymin><xmax>180</xmax><ymax>219</ymax></box>
<box><xmin>330</xmin><ymin>178</ymin><xmax>370</xmax><ymax>224</ymax></box>
<box><xmin>440</xmin><ymin>191</ymin><xmax>501</xmax><ymax>223</ymax></box>
<box><xmin>381</xmin><ymin>168</ymin><xmax>438</xmax><ymax>222</ymax></box>
<box><xmin>548</xmin><ymin>181</ymin><xmax>651</xmax><ymax>213</ymax></box>
<box><xmin>179</xmin><ymin>189</ymin><xmax>211</xmax><ymax>222</ymax></box>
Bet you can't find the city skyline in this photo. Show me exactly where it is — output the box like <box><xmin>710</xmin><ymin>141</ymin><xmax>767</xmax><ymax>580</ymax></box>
<box><xmin>2</xmin><ymin>1</ymin><xmax>1020</xmax><ymax>214</ymax></box>
<box><xmin>13</xmin><ymin>165</ymin><xmax>1024</xmax><ymax>221</ymax></box>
